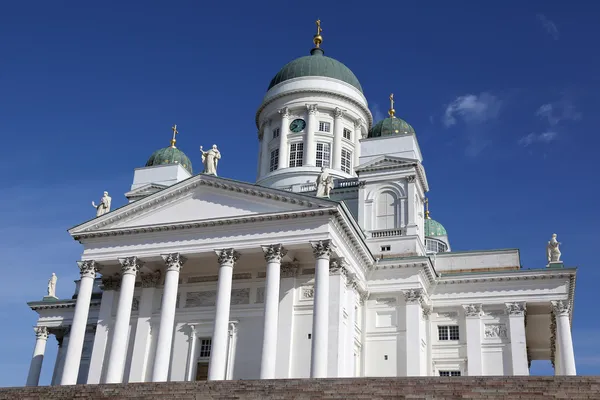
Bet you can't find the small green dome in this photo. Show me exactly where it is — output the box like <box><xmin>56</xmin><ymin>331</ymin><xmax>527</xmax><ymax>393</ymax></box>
<box><xmin>368</xmin><ymin>117</ymin><xmax>415</xmax><ymax>138</ymax></box>
<box><xmin>268</xmin><ymin>48</ymin><xmax>363</xmax><ymax>93</ymax></box>
<box><xmin>424</xmin><ymin>218</ymin><xmax>447</xmax><ymax>237</ymax></box>
<box><xmin>145</xmin><ymin>146</ymin><xmax>192</xmax><ymax>174</ymax></box>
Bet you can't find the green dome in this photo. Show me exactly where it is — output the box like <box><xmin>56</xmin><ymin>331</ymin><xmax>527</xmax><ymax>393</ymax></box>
<box><xmin>268</xmin><ymin>48</ymin><xmax>363</xmax><ymax>93</ymax></box>
<box><xmin>424</xmin><ymin>218</ymin><xmax>447</xmax><ymax>237</ymax></box>
<box><xmin>368</xmin><ymin>117</ymin><xmax>415</xmax><ymax>138</ymax></box>
<box><xmin>145</xmin><ymin>146</ymin><xmax>193</xmax><ymax>174</ymax></box>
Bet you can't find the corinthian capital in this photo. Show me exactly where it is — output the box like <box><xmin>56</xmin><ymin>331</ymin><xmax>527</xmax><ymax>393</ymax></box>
<box><xmin>278</xmin><ymin>107</ymin><xmax>290</xmax><ymax>118</ymax></box>
<box><xmin>310</xmin><ymin>240</ymin><xmax>335</xmax><ymax>259</ymax></box>
<box><xmin>463</xmin><ymin>303</ymin><xmax>483</xmax><ymax>317</ymax></box>
<box><xmin>215</xmin><ymin>248</ymin><xmax>240</xmax><ymax>266</ymax></box>
<box><xmin>334</xmin><ymin>107</ymin><xmax>345</xmax><ymax>118</ymax></box>
<box><xmin>34</xmin><ymin>326</ymin><xmax>49</xmax><ymax>340</ymax></box>
<box><xmin>329</xmin><ymin>258</ymin><xmax>348</xmax><ymax>276</ymax></box>
<box><xmin>551</xmin><ymin>300</ymin><xmax>570</xmax><ymax>316</ymax></box>
<box><xmin>261</xmin><ymin>244</ymin><xmax>287</xmax><ymax>263</ymax></box>
<box><xmin>261</xmin><ymin>118</ymin><xmax>271</xmax><ymax>130</ymax></box>
<box><xmin>161</xmin><ymin>253</ymin><xmax>187</xmax><ymax>272</ymax></box>
<box><xmin>505</xmin><ymin>302</ymin><xmax>526</xmax><ymax>316</ymax></box>
<box><xmin>118</xmin><ymin>256</ymin><xmax>143</xmax><ymax>276</ymax></box>
<box><xmin>306</xmin><ymin>104</ymin><xmax>318</xmax><ymax>115</ymax></box>
<box><xmin>403</xmin><ymin>289</ymin><xmax>424</xmax><ymax>304</ymax></box>
<box><xmin>76</xmin><ymin>260</ymin><xmax>98</xmax><ymax>279</ymax></box>
<box><xmin>140</xmin><ymin>270</ymin><xmax>162</xmax><ymax>288</ymax></box>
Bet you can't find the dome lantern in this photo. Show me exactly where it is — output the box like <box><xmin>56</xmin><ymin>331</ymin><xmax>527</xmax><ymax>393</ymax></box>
<box><xmin>145</xmin><ymin>125</ymin><xmax>193</xmax><ymax>174</ymax></box>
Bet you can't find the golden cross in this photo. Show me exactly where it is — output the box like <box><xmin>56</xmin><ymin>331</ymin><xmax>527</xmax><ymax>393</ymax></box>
<box><xmin>170</xmin><ymin>124</ymin><xmax>178</xmax><ymax>147</ymax></box>
<box><xmin>388</xmin><ymin>93</ymin><xmax>396</xmax><ymax>117</ymax></box>
<box><xmin>316</xmin><ymin>19</ymin><xmax>322</xmax><ymax>35</ymax></box>
<box><xmin>424</xmin><ymin>198</ymin><xmax>430</xmax><ymax>218</ymax></box>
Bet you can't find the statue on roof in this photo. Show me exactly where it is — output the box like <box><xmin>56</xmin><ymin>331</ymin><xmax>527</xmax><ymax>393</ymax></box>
<box><xmin>546</xmin><ymin>233</ymin><xmax>561</xmax><ymax>262</ymax></box>
<box><xmin>200</xmin><ymin>144</ymin><xmax>221</xmax><ymax>176</ymax></box>
<box><xmin>92</xmin><ymin>191</ymin><xmax>112</xmax><ymax>217</ymax></box>
<box><xmin>47</xmin><ymin>273</ymin><xmax>57</xmax><ymax>298</ymax></box>
<box><xmin>316</xmin><ymin>167</ymin><xmax>334</xmax><ymax>198</ymax></box>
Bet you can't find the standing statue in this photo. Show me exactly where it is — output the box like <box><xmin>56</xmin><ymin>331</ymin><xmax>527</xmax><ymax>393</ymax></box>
<box><xmin>546</xmin><ymin>233</ymin><xmax>561</xmax><ymax>262</ymax></box>
<box><xmin>92</xmin><ymin>191</ymin><xmax>112</xmax><ymax>217</ymax></box>
<box><xmin>316</xmin><ymin>167</ymin><xmax>334</xmax><ymax>198</ymax></box>
<box><xmin>47</xmin><ymin>273</ymin><xmax>57</xmax><ymax>298</ymax></box>
<box><xmin>200</xmin><ymin>144</ymin><xmax>221</xmax><ymax>176</ymax></box>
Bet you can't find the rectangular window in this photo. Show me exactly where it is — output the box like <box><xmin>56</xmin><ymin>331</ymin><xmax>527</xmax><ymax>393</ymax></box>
<box><xmin>269</xmin><ymin>149</ymin><xmax>279</xmax><ymax>172</ymax></box>
<box><xmin>273</xmin><ymin>127</ymin><xmax>280</xmax><ymax>139</ymax></box>
<box><xmin>319</xmin><ymin>121</ymin><xmax>331</xmax><ymax>132</ymax></box>
<box><xmin>439</xmin><ymin>371</ymin><xmax>461</xmax><ymax>376</ymax></box>
<box><xmin>381</xmin><ymin>245</ymin><xmax>391</xmax><ymax>252</ymax></box>
<box><xmin>341</xmin><ymin>148</ymin><xmax>352</xmax><ymax>173</ymax></box>
<box><xmin>343</xmin><ymin>128</ymin><xmax>352</xmax><ymax>140</ymax></box>
<box><xmin>199</xmin><ymin>338</ymin><xmax>212</xmax><ymax>358</ymax></box>
<box><xmin>315</xmin><ymin>142</ymin><xmax>331</xmax><ymax>168</ymax></box>
<box><xmin>438</xmin><ymin>325</ymin><xmax>460</xmax><ymax>341</ymax></box>
<box><xmin>289</xmin><ymin>143</ymin><xmax>304</xmax><ymax>167</ymax></box>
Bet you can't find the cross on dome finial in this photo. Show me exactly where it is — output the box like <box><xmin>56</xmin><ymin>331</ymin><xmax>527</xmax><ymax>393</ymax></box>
<box><xmin>170</xmin><ymin>124</ymin><xmax>178</xmax><ymax>148</ymax></box>
<box><xmin>389</xmin><ymin>93</ymin><xmax>396</xmax><ymax>118</ymax></box>
<box><xmin>313</xmin><ymin>19</ymin><xmax>323</xmax><ymax>48</ymax></box>
<box><xmin>425</xmin><ymin>198</ymin><xmax>431</xmax><ymax>219</ymax></box>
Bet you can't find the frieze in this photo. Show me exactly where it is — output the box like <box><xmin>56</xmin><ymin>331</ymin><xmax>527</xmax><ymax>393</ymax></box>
<box><xmin>101</xmin><ymin>274</ymin><xmax>120</xmax><ymax>291</ymax></box>
<box><xmin>375</xmin><ymin>297</ymin><xmax>397</xmax><ymax>305</ymax></box>
<box><xmin>185</xmin><ymin>291</ymin><xmax>216</xmax><ymax>308</ymax></box>
<box><xmin>437</xmin><ymin>312</ymin><xmax>458</xmax><ymax>319</ymax></box>
<box><xmin>230</xmin><ymin>288</ymin><xmax>250</xmax><ymax>305</ymax></box>
<box><xmin>281</xmin><ymin>262</ymin><xmax>299</xmax><ymax>278</ymax></box>
<box><xmin>256</xmin><ymin>287</ymin><xmax>265</xmax><ymax>304</ymax></box>
<box><xmin>463</xmin><ymin>304</ymin><xmax>483</xmax><ymax>317</ymax></box>
<box><xmin>187</xmin><ymin>275</ymin><xmax>218</xmax><ymax>283</ymax></box>
<box><xmin>232</xmin><ymin>273</ymin><xmax>252</xmax><ymax>280</ymax></box>
<box><xmin>301</xmin><ymin>286</ymin><xmax>314</xmax><ymax>300</ymax></box>
<box><xmin>140</xmin><ymin>270</ymin><xmax>161</xmax><ymax>288</ymax></box>
<box><xmin>484</xmin><ymin>324</ymin><xmax>507</xmax><ymax>339</ymax></box>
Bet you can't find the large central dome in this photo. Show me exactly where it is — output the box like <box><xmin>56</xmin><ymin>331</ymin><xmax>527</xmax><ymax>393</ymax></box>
<box><xmin>267</xmin><ymin>48</ymin><xmax>363</xmax><ymax>93</ymax></box>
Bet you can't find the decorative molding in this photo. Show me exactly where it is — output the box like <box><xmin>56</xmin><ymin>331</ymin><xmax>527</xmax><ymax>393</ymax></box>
<box><xmin>406</xmin><ymin>175</ymin><xmax>416</xmax><ymax>183</ymax></box>
<box><xmin>551</xmin><ymin>300</ymin><xmax>570</xmax><ymax>316</ymax></box>
<box><xmin>329</xmin><ymin>257</ymin><xmax>348</xmax><ymax>277</ymax></box>
<box><xmin>101</xmin><ymin>274</ymin><xmax>121</xmax><ymax>291</ymax></box>
<box><xmin>505</xmin><ymin>302</ymin><xmax>526</xmax><ymax>316</ymax></box>
<box><xmin>29</xmin><ymin>300</ymin><xmax>101</xmax><ymax>311</ymax></box>
<box><xmin>484</xmin><ymin>324</ymin><xmax>507</xmax><ymax>339</ymax></box>
<box><xmin>375</xmin><ymin>297</ymin><xmax>397</xmax><ymax>306</ymax></box>
<box><xmin>301</xmin><ymin>286</ymin><xmax>314</xmax><ymax>300</ymax></box>
<box><xmin>310</xmin><ymin>239</ymin><xmax>335</xmax><ymax>259</ymax></box>
<box><xmin>77</xmin><ymin>260</ymin><xmax>98</xmax><ymax>279</ymax></box>
<box><xmin>161</xmin><ymin>253</ymin><xmax>187</xmax><ymax>272</ymax></box>
<box><xmin>306</xmin><ymin>104</ymin><xmax>318</xmax><ymax>115</ymax></box>
<box><xmin>402</xmin><ymin>289</ymin><xmax>424</xmax><ymax>304</ymax></box>
<box><xmin>334</xmin><ymin>107</ymin><xmax>344</xmax><ymax>118</ymax></box>
<box><xmin>484</xmin><ymin>310</ymin><xmax>505</xmax><ymax>317</ymax></box>
<box><xmin>358</xmin><ymin>291</ymin><xmax>370</xmax><ymax>305</ymax></box>
<box><xmin>185</xmin><ymin>291</ymin><xmax>216</xmax><ymax>307</ymax></box>
<box><xmin>261</xmin><ymin>244</ymin><xmax>287</xmax><ymax>263</ymax></box>
<box><xmin>232</xmin><ymin>273</ymin><xmax>252</xmax><ymax>280</ymax></box>
<box><xmin>34</xmin><ymin>326</ymin><xmax>49</xmax><ymax>340</ymax></box>
<box><xmin>422</xmin><ymin>305</ymin><xmax>432</xmax><ymax>319</ymax></box>
<box><xmin>437</xmin><ymin>312</ymin><xmax>458</xmax><ymax>319</ymax></box>
<box><xmin>281</xmin><ymin>261</ymin><xmax>299</xmax><ymax>278</ymax></box>
<box><xmin>187</xmin><ymin>275</ymin><xmax>218</xmax><ymax>283</ymax></box>
<box><xmin>256</xmin><ymin>287</ymin><xmax>265</xmax><ymax>304</ymax></box>
<box><xmin>278</xmin><ymin>107</ymin><xmax>290</xmax><ymax>118</ymax></box>
<box><xmin>215</xmin><ymin>248</ymin><xmax>240</xmax><ymax>266</ymax></box>
<box><xmin>140</xmin><ymin>270</ymin><xmax>161</xmax><ymax>288</ymax></box>
<box><xmin>230</xmin><ymin>288</ymin><xmax>250</xmax><ymax>305</ymax></box>
<box><xmin>118</xmin><ymin>256</ymin><xmax>143</xmax><ymax>276</ymax></box>
<box><xmin>463</xmin><ymin>304</ymin><xmax>483</xmax><ymax>317</ymax></box>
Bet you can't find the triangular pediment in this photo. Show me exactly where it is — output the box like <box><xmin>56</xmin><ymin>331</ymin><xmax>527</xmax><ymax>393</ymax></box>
<box><xmin>124</xmin><ymin>183</ymin><xmax>168</xmax><ymax>201</ymax></box>
<box><xmin>70</xmin><ymin>175</ymin><xmax>337</xmax><ymax>235</ymax></box>
<box><xmin>355</xmin><ymin>155</ymin><xmax>419</xmax><ymax>172</ymax></box>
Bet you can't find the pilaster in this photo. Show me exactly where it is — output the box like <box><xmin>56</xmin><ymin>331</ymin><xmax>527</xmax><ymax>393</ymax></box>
<box><xmin>332</xmin><ymin>107</ymin><xmax>344</xmax><ymax>171</ymax></box>
<box><xmin>506</xmin><ymin>302</ymin><xmax>529</xmax><ymax>375</ymax></box>
<box><xmin>278</xmin><ymin>107</ymin><xmax>290</xmax><ymax>170</ymax></box>
<box><xmin>463</xmin><ymin>303</ymin><xmax>483</xmax><ymax>376</ymax></box>
<box><xmin>305</xmin><ymin>104</ymin><xmax>318</xmax><ymax>166</ymax></box>
<box><xmin>403</xmin><ymin>289</ymin><xmax>426</xmax><ymax>376</ymax></box>
<box><xmin>328</xmin><ymin>258</ymin><xmax>348</xmax><ymax>378</ymax></box>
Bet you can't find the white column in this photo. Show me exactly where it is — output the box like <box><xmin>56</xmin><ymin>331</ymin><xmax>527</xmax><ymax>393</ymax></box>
<box><xmin>129</xmin><ymin>271</ymin><xmax>161</xmax><ymax>382</ymax></box>
<box><xmin>208</xmin><ymin>248</ymin><xmax>240</xmax><ymax>380</ymax></box>
<box><xmin>105</xmin><ymin>257</ymin><xmax>142</xmax><ymax>383</ymax></box>
<box><xmin>61</xmin><ymin>260</ymin><xmax>98</xmax><ymax>385</ymax></box>
<box><xmin>259</xmin><ymin>244</ymin><xmax>287</xmax><ymax>379</ymax></box>
<box><xmin>344</xmin><ymin>279</ymin><xmax>357</xmax><ymax>377</ymax></box>
<box><xmin>403</xmin><ymin>289</ymin><xmax>425</xmax><ymax>376</ymax></box>
<box><xmin>305</xmin><ymin>104</ymin><xmax>318</xmax><ymax>166</ymax></box>
<box><xmin>277</xmin><ymin>107</ymin><xmax>290</xmax><ymax>170</ymax></box>
<box><xmin>152</xmin><ymin>253</ymin><xmax>187</xmax><ymax>382</ymax></box>
<box><xmin>406</xmin><ymin>176</ymin><xmax>417</xmax><ymax>236</ymax></box>
<box><xmin>87</xmin><ymin>275</ymin><xmax>118</xmax><ymax>383</ymax></box>
<box><xmin>332</xmin><ymin>107</ymin><xmax>344</xmax><ymax>171</ymax></box>
<box><xmin>274</xmin><ymin>263</ymin><xmax>298</xmax><ymax>378</ymax></box>
<box><xmin>26</xmin><ymin>326</ymin><xmax>49</xmax><ymax>386</ymax></box>
<box><xmin>353</xmin><ymin>119</ymin><xmax>363</xmax><ymax>170</ymax></box>
<box><xmin>327</xmin><ymin>258</ymin><xmax>347</xmax><ymax>378</ymax></box>
<box><xmin>506</xmin><ymin>302</ymin><xmax>529</xmax><ymax>375</ymax></box>
<box><xmin>259</xmin><ymin>119</ymin><xmax>271</xmax><ymax>178</ymax></box>
<box><xmin>50</xmin><ymin>327</ymin><xmax>70</xmax><ymax>385</ymax></box>
<box><xmin>185</xmin><ymin>325</ymin><xmax>198</xmax><ymax>381</ymax></box>
<box><xmin>552</xmin><ymin>300</ymin><xmax>576</xmax><ymax>375</ymax></box>
<box><xmin>423</xmin><ymin>307</ymin><xmax>433</xmax><ymax>376</ymax></box>
<box><xmin>309</xmin><ymin>240</ymin><xmax>334</xmax><ymax>378</ymax></box>
<box><xmin>463</xmin><ymin>304</ymin><xmax>483</xmax><ymax>376</ymax></box>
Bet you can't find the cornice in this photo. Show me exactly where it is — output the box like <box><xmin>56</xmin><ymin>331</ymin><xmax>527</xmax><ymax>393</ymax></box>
<box><xmin>356</xmin><ymin>156</ymin><xmax>429</xmax><ymax>192</ymax></box>
<box><xmin>256</xmin><ymin>88</ymin><xmax>373</xmax><ymax>130</ymax></box>
<box><xmin>28</xmin><ymin>299</ymin><xmax>101</xmax><ymax>311</ymax></box>
<box><xmin>373</xmin><ymin>260</ymin><xmax>437</xmax><ymax>287</ymax></box>
<box><xmin>437</xmin><ymin>269</ymin><xmax>576</xmax><ymax>285</ymax></box>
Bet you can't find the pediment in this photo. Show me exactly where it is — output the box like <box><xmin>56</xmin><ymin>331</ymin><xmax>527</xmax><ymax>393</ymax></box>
<box><xmin>355</xmin><ymin>155</ymin><xmax>419</xmax><ymax>172</ymax></box>
<box><xmin>69</xmin><ymin>175</ymin><xmax>337</xmax><ymax>235</ymax></box>
<box><xmin>124</xmin><ymin>183</ymin><xmax>168</xmax><ymax>200</ymax></box>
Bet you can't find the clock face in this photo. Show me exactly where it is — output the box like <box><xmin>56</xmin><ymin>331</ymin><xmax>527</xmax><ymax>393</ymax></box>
<box><xmin>290</xmin><ymin>119</ymin><xmax>306</xmax><ymax>133</ymax></box>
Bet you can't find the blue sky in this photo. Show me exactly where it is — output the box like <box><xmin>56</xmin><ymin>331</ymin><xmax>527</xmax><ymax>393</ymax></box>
<box><xmin>0</xmin><ymin>1</ymin><xmax>598</xmax><ymax>386</ymax></box>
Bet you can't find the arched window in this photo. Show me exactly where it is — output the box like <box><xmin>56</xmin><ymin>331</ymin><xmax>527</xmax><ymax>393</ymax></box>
<box><xmin>376</xmin><ymin>191</ymin><xmax>398</xmax><ymax>230</ymax></box>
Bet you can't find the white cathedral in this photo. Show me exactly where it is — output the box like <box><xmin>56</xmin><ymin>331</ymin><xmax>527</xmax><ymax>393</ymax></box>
<box><xmin>25</xmin><ymin>22</ymin><xmax>577</xmax><ymax>387</ymax></box>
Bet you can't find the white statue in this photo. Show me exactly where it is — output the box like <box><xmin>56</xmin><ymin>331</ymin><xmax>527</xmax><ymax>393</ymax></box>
<box><xmin>92</xmin><ymin>191</ymin><xmax>112</xmax><ymax>217</ymax></box>
<box><xmin>546</xmin><ymin>233</ymin><xmax>561</xmax><ymax>262</ymax></box>
<box><xmin>47</xmin><ymin>273</ymin><xmax>57</xmax><ymax>298</ymax></box>
<box><xmin>316</xmin><ymin>167</ymin><xmax>334</xmax><ymax>198</ymax></box>
<box><xmin>200</xmin><ymin>144</ymin><xmax>221</xmax><ymax>176</ymax></box>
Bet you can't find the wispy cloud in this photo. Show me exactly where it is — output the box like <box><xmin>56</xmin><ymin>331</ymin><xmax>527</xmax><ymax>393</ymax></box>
<box><xmin>370</xmin><ymin>103</ymin><xmax>385</xmax><ymax>123</ymax></box>
<box><xmin>536</xmin><ymin>14</ymin><xmax>559</xmax><ymax>40</ymax></box>
<box><xmin>518</xmin><ymin>131</ymin><xmax>558</xmax><ymax>147</ymax></box>
<box><xmin>443</xmin><ymin>93</ymin><xmax>501</xmax><ymax>128</ymax></box>
<box><xmin>535</xmin><ymin>102</ymin><xmax>581</xmax><ymax>126</ymax></box>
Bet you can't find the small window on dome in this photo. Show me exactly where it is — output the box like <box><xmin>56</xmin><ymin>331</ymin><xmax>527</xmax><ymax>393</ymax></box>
<box><xmin>270</xmin><ymin>149</ymin><xmax>279</xmax><ymax>172</ymax></box>
<box><xmin>273</xmin><ymin>128</ymin><xmax>280</xmax><ymax>139</ymax></box>
<box><xmin>319</xmin><ymin>121</ymin><xmax>331</xmax><ymax>132</ymax></box>
<box><xmin>343</xmin><ymin>128</ymin><xmax>352</xmax><ymax>140</ymax></box>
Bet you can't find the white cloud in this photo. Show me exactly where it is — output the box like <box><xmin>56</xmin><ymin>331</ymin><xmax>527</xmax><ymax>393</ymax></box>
<box><xmin>537</xmin><ymin>14</ymin><xmax>559</xmax><ymax>40</ymax></box>
<box><xmin>518</xmin><ymin>131</ymin><xmax>558</xmax><ymax>147</ymax></box>
<box><xmin>443</xmin><ymin>93</ymin><xmax>501</xmax><ymax>127</ymax></box>
<box><xmin>370</xmin><ymin>103</ymin><xmax>385</xmax><ymax>123</ymax></box>
<box><xmin>535</xmin><ymin>102</ymin><xmax>581</xmax><ymax>126</ymax></box>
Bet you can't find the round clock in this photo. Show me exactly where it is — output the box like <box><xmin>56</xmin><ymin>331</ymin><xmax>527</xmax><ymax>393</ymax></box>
<box><xmin>289</xmin><ymin>119</ymin><xmax>306</xmax><ymax>133</ymax></box>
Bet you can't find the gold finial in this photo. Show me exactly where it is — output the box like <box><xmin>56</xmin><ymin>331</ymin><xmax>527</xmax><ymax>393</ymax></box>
<box><xmin>313</xmin><ymin>19</ymin><xmax>323</xmax><ymax>48</ymax></box>
<box><xmin>388</xmin><ymin>93</ymin><xmax>396</xmax><ymax>118</ymax></box>
<box><xmin>425</xmin><ymin>198</ymin><xmax>431</xmax><ymax>219</ymax></box>
<box><xmin>170</xmin><ymin>124</ymin><xmax>178</xmax><ymax>147</ymax></box>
